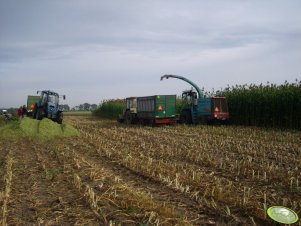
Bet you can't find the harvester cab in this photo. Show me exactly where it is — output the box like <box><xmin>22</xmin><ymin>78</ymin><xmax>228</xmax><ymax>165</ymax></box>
<box><xmin>182</xmin><ymin>88</ymin><xmax>198</xmax><ymax>106</ymax></box>
<box><xmin>161</xmin><ymin>74</ymin><xmax>229</xmax><ymax>124</ymax></box>
<box><xmin>33</xmin><ymin>90</ymin><xmax>66</xmax><ymax>124</ymax></box>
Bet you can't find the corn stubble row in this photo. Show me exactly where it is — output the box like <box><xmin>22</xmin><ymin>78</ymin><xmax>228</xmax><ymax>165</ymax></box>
<box><xmin>0</xmin><ymin>150</ymin><xmax>13</xmax><ymax>226</ymax></box>
<box><xmin>66</xmin><ymin>115</ymin><xmax>301</xmax><ymax>225</ymax></box>
<box><xmin>52</xmin><ymin>138</ymin><xmax>192</xmax><ymax>225</ymax></box>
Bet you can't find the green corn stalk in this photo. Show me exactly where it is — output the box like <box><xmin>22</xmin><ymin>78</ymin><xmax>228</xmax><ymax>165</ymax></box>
<box><xmin>219</xmin><ymin>80</ymin><xmax>301</xmax><ymax>130</ymax></box>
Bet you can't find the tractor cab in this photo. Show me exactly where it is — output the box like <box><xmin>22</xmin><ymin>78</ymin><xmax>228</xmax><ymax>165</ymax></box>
<box><xmin>39</xmin><ymin>91</ymin><xmax>59</xmax><ymax>107</ymax></box>
<box><xmin>117</xmin><ymin>97</ymin><xmax>137</xmax><ymax>123</ymax></box>
<box><xmin>126</xmin><ymin>97</ymin><xmax>137</xmax><ymax>114</ymax></box>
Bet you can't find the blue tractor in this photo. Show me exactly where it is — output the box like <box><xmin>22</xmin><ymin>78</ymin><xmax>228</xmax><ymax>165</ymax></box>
<box><xmin>32</xmin><ymin>90</ymin><xmax>66</xmax><ymax>124</ymax></box>
<box><xmin>161</xmin><ymin>74</ymin><xmax>229</xmax><ymax>124</ymax></box>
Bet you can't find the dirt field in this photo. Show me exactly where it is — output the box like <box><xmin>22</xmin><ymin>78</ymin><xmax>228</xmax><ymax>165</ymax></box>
<box><xmin>1</xmin><ymin>115</ymin><xmax>300</xmax><ymax>225</ymax></box>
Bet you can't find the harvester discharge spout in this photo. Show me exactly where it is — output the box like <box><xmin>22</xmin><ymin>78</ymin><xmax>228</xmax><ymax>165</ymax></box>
<box><xmin>160</xmin><ymin>74</ymin><xmax>204</xmax><ymax>98</ymax></box>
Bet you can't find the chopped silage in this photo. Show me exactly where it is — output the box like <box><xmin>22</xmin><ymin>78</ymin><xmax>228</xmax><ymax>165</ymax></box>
<box><xmin>20</xmin><ymin>117</ymin><xmax>79</xmax><ymax>139</ymax></box>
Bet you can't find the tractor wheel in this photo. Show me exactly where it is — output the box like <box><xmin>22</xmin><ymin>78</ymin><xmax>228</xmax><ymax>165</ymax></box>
<box><xmin>117</xmin><ymin>114</ymin><xmax>125</xmax><ymax>123</ymax></box>
<box><xmin>117</xmin><ymin>118</ymin><xmax>124</xmax><ymax>123</ymax></box>
<box><xmin>56</xmin><ymin>112</ymin><xmax>63</xmax><ymax>124</ymax></box>
<box><xmin>180</xmin><ymin>111</ymin><xmax>192</xmax><ymax>124</ymax></box>
<box><xmin>36</xmin><ymin>109</ymin><xmax>43</xmax><ymax>120</ymax></box>
<box><xmin>125</xmin><ymin>111</ymin><xmax>132</xmax><ymax>124</ymax></box>
<box><xmin>32</xmin><ymin>106</ymin><xmax>37</xmax><ymax>119</ymax></box>
<box><xmin>32</xmin><ymin>110</ymin><xmax>36</xmax><ymax>119</ymax></box>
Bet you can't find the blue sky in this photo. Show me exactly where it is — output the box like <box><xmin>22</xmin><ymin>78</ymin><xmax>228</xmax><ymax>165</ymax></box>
<box><xmin>1</xmin><ymin>0</ymin><xmax>300</xmax><ymax>108</ymax></box>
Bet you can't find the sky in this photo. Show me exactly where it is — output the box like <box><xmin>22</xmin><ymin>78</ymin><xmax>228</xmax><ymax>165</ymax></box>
<box><xmin>1</xmin><ymin>0</ymin><xmax>301</xmax><ymax>108</ymax></box>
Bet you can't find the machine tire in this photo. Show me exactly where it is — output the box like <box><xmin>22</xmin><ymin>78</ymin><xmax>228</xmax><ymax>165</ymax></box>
<box><xmin>148</xmin><ymin>119</ymin><xmax>155</xmax><ymax>127</ymax></box>
<box><xmin>32</xmin><ymin>108</ymin><xmax>37</xmax><ymax>119</ymax></box>
<box><xmin>117</xmin><ymin>114</ymin><xmax>125</xmax><ymax>123</ymax></box>
<box><xmin>200</xmin><ymin>116</ymin><xmax>209</xmax><ymax>124</ymax></box>
<box><xmin>125</xmin><ymin>111</ymin><xmax>132</xmax><ymax>124</ymax></box>
<box><xmin>56</xmin><ymin>112</ymin><xmax>63</xmax><ymax>124</ymax></box>
<box><xmin>36</xmin><ymin>109</ymin><xmax>43</xmax><ymax>120</ymax></box>
<box><xmin>180</xmin><ymin>110</ymin><xmax>192</xmax><ymax>124</ymax></box>
<box><xmin>117</xmin><ymin>118</ymin><xmax>125</xmax><ymax>123</ymax></box>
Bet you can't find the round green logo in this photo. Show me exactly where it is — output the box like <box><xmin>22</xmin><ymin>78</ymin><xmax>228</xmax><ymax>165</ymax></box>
<box><xmin>267</xmin><ymin>206</ymin><xmax>299</xmax><ymax>224</ymax></box>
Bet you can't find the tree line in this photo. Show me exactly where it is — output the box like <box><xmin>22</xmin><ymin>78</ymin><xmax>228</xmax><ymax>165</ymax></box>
<box><xmin>58</xmin><ymin>103</ymin><xmax>98</xmax><ymax>111</ymax></box>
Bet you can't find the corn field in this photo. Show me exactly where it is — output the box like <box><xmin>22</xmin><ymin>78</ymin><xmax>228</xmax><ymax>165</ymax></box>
<box><xmin>93</xmin><ymin>99</ymin><xmax>125</xmax><ymax>119</ymax></box>
<box><xmin>220</xmin><ymin>80</ymin><xmax>301</xmax><ymax>130</ymax></box>
<box><xmin>1</xmin><ymin>115</ymin><xmax>300</xmax><ymax>225</ymax></box>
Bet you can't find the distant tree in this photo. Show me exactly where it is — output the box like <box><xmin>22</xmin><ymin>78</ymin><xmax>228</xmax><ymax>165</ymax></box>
<box><xmin>90</xmin><ymin>104</ymin><xmax>98</xmax><ymax>110</ymax></box>
<box><xmin>59</xmin><ymin>104</ymin><xmax>70</xmax><ymax>111</ymax></box>
<box><xmin>78</xmin><ymin>104</ymin><xmax>84</xmax><ymax>111</ymax></box>
<box><xmin>71</xmin><ymin>106</ymin><xmax>80</xmax><ymax>111</ymax></box>
<box><xmin>72</xmin><ymin>103</ymin><xmax>97</xmax><ymax>111</ymax></box>
<box><xmin>83</xmin><ymin>103</ymin><xmax>90</xmax><ymax>111</ymax></box>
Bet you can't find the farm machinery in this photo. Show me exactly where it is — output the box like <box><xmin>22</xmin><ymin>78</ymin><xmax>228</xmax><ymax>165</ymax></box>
<box><xmin>26</xmin><ymin>95</ymin><xmax>40</xmax><ymax>116</ymax></box>
<box><xmin>118</xmin><ymin>95</ymin><xmax>177</xmax><ymax>125</ymax></box>
<box><xmin>32</xmin><ymin>90</ymin><xmax>66</xmax><ymax>124</ymax></box>
<box><xmin>160</xmin><ymin>74</ymin><xmax>229</xmax><ymax>124</ymax></box>
<box><xmin>0</xmin><ymin>110</ymin><xmax>12</xmax><ymax>121</ymax></box>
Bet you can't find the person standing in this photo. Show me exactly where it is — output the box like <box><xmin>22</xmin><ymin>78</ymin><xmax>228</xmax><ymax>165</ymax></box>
<box><xmin>22</xmin><ymin>105</ymin><xmax>28</xmax><ymax>118</ymax></box>
<box><xmin>17</xmin><ymin>106</ymin><xmax>23</xmax><ymax>120</ymax></box>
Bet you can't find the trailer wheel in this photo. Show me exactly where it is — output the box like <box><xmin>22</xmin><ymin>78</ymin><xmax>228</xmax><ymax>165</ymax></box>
<box><xmin>125</xmin><ymin>111</ymin><xmax>132</xmax><ymax>124</ymax></box>
<box><xmin>149</xmin><ymin>119</ymin><xmax>155</xmax><ymax>127</ymax></box>
<box><xmin>117</xmin><ymin>117</ymin><xmax>125</xmax><ymax>123</ymax></box>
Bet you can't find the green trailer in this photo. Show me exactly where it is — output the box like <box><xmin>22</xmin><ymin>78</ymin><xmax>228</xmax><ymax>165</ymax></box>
<box><xmin>27</xmin><ymin>95</ymin><xmax>40</xmax><ymax>116</ymax></box>
<box><xmin>118</xmin><ymin>95</ymin><xmax>177</xmax><ymax>125</ymax></box>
